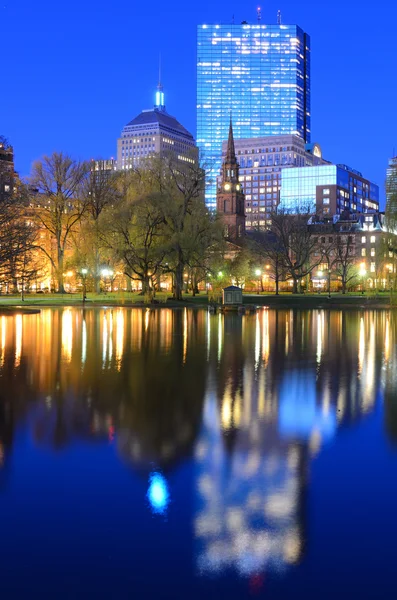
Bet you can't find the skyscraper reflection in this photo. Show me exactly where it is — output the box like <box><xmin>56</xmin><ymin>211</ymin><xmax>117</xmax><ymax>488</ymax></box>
<box><xmin>0</xmin><ymin>306</ymin><xmax>395</xmax><ymax>579</ymax></box>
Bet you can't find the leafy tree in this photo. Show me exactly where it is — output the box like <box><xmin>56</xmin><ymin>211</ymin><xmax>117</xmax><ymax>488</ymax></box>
<box><xmin>151</xmin><ymin>156</ymin><xmax>208</xmax><ymax>300</ymax></box>
<box><xmin>101</xmin><ymin>169</ymin><xmax>167</xmax><ymax>297</ymax></box>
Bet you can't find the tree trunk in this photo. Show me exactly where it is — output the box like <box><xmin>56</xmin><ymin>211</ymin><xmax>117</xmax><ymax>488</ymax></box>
<box><xmin>141</xmin><ymin>275</ymin><xmax>151</xmax><ymax>295</ymax></box>
<box><xmin>174</xmin><ymin>260</ymin><xmax>184</xmax><ymax>301</ymax></box>
<box><xmin>342</xmin><ymin>279</ymin><xmax>347</xmax><ymax>294</ymax></box>
<box><xmin>275</xmin><ymin>276</ymin><xmax>279</xmax><ymax>296</ymax></box>
<box><xmin>57</xmin><ymin>249</ymin><xmax>65</xmax><ymax>293</ymax></box>
<box><xmin>292</xmin><ymin>277</ymin><xmax>298</xmax><ymax>294</ymax></box>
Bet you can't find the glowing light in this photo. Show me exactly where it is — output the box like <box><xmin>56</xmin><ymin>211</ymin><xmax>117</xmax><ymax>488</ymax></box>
<box><xmin>147</xmin><ymin>472</ymin><xmax>170</xmax><ymax>514</ymax></box>
<box><xmin>183</xmin><ymin>307</ymin><xmax>188</xmax><ymax>364</ymax></box>
<box><xmin>115</xmin><ymin>309</ymin><xmax>124</xmax><ymax>367</ymax></box>
<box><xmin>15</xmin><ymin>314</ymin><xmax>23</xmax><ymax>367</ymax></box>
<box><xmin>0</xmin><ymin>316</ymin><xmax>6</xmax><ymax>368</ymax></box>
<box><xmin>61</xmin><ymin>309</ymin><xmax>73</xmax><ymax>363</ymax></box>
<box><xmin>82</xmin><ymin>318</ymin><xmax>87</xmax><ymax>365</ymax></box>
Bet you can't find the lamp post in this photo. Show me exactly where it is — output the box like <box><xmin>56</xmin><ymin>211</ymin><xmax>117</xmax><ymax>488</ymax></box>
<box><xmin>359</xmin><ymin>263</ymin><xmax>367</xmax><ymax>295</ymax></box>
<box><xmin>255</xmin><ymin>269</ymin><xmax>261</xmax><ymax>294</ymax></box>
<box><xmin>81</xmin><ymin>269</ymin><xmax>88</xmax><ymax>303</ymax></box>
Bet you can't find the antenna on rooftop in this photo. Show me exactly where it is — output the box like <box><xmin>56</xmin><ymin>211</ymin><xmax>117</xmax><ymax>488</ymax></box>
<box><xmin>257</xmin><ymin>6</ymin><xmax>262</xmax><ymax>22</ymax></box>
<box><xmin>277</xmin><ymin>10</ymin><xmax>282</xmax><ymax>24</ymax></box>
<box><xmin>155</xmin><ymin>53</ymin><xmax>165</xmax><ymax>112</ymax></box>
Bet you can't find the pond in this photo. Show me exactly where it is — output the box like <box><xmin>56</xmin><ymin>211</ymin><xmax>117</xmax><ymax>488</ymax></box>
<box><xmin>0</xmin><ymin>307</ymin><xmax>396</xmax><ymax>599</ymax></box>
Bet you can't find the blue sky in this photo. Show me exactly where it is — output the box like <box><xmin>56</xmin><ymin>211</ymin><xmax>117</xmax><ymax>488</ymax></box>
<box><xmin>2</xmin><ymin>0</ymin><xmax>396</xmax><ymax>207</ymax></box>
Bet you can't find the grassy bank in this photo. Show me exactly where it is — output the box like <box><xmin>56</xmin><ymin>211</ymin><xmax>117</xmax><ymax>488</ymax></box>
<box><xmin>0</xmin><ymin>291</ymin><xmax>394</xmax><ymax>310</ymax></box>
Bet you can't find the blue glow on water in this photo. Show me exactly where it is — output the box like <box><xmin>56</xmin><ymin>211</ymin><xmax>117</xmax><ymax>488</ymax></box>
<box><xmin>147</xmin><ymin>472</ymin><xmax>170</xmax><ymax>515</ymax></box>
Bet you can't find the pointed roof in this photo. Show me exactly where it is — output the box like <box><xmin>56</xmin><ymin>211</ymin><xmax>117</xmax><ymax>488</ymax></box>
<box><xmin>225</xmin><ymin>118</ymin><xmax>236</xmax><ymax>163</ymax></box>
<box><xmin>125</xmin><ymin>109</ymin><xmax>194</xmax><ymax>140</ymax></box>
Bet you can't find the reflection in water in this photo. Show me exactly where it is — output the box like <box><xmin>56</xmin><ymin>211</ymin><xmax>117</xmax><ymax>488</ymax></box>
<box><xmin>147</xmin><ymin>472</ymin><xmax>170</xmax><ymax>515</ymax></box>
<box><xmin>0</xmin><ymin>308</ymin><xmax>396</xmax><ymax>588</ymax></box>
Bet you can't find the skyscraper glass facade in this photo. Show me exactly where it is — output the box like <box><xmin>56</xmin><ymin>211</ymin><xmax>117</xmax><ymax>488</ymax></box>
<box><xmin>197</xmin><ymin>23</ymin><xmax>311</xmax><ymax>209</ymax></box>
<box><xmin>280</xmin><ymin>165</ymin><xmax>379</xmax><ymax>214</ymax></box>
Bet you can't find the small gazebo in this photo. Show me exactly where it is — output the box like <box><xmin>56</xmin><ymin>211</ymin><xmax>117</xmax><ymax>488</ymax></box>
<box><xmin>222</xmin><ymin>285</ymin><xmax>243</xmax><ymax>306</ymax></box>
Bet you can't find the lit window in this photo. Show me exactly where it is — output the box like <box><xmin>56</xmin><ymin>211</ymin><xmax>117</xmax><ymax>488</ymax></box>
<box><xmin>361</xmin><ymin>236</ymin><xmax>366</xmax><ymax>243</ymax></box>
<box><xmin>371</xmin><ymin>248</ymin><xmax>375</xmax><ymax>257</ymax></box>
<box><xmin>323</xmin><ymin>188</ymin><xmax>330</xmax><ymax>195</ymax></box>
<box><xmin>370</xmin><ymin>236</ymin><xmax>376</xmax><ymax>243</ymax></box>
<box><xmin>370</xmin><ymin>262</ymin><xmax>376</xmax><ymax>273</ymax></box>
<box><xmin>361</xmin><ymin>248</ymin><xmax>366</xmax><ymax>257</ymax></box>
<box><xmin>323</xmin><ymin>198</ymin><xmax>330</xmax><ymax>205</ymax></box>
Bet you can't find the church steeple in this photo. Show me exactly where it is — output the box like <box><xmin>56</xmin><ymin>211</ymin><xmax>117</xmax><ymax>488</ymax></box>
<box><xmin>225</xmin><ymin>117</ymin><xmax>236</xmax><ymax>163</ymax></box>
<box><xmin>222</xmin><ymin>118</ymin><xmax>240</xmax><ymax>185</ymax></box>
<box><xmin>217</xmin><ymin>117</ymin><xmax>245</xmax><ymax>242</ymax></box>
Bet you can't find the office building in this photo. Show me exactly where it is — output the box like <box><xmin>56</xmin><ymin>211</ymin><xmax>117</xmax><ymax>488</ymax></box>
<box><xmin>0</xmin><ymin>140</ymin><xmax>15</xmax><ymax>202</ymax></box>
<box><xmin>280</xmin><ymin>164</ymin><xmax>379</xmax><ymax>216</ymax></box>
<box><xmin>197</xmin><ymin>19</ymin><xmax>311</xmax><ymax>209</ymax></box>
<box><xmin>117</xmin><ymin>84</ymin><xmax>198</xmax><ymax>170</ymax></box>
<box><xmin>220</xmin><ymin>134</ymin><xmax>326</xmax><ymax>229</ymax></box>
<box><xmin>386</xmin><ymin>156</ymin><xmax>397</xmax><ymax>215</ymax></box>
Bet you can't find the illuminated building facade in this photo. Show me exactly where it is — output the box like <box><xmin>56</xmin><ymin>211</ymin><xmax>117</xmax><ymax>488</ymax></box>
<box><xmin>0</xmin><ymin>141</ymin><xmax>15</xmax><ymax>203</ymax></box>
<box><xmin>117</xmin><ymin>84</ymin><xmax>198</xmax><ymax>170</ymax></box>
<box><xmin>220</xmin><ymin>134</ymin><xmax>326</xmax><ymax>229</ymax></box>
<box><xmin>311</xmin><ymin>211</ymin><xmax>397</xmax><ymax>289</ymax></box>
<box><xmin>197</xmin><ymin>21</ymin><xmax>311</xmax><ymax>209</ymax></box>
<box><xmin>386</xmin><ymin>156</ymin><xmax>397</xmax><ymax>213</ymax></box>
<box><xmin>280</xmin><ymin>164</ymin><xmax>379</xmax><ymax>216</ymax></box>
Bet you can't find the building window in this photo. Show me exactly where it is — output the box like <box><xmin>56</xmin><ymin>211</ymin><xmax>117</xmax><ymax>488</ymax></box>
<box><xmin>370</xmin><ymin>236</ymin><xmax>376</xmax><ymax>243</ymax></box>
<box><xmin>361</xmin><ymin>236</ymin><xmax>366</xmax><ymax>244</ymax></box>
<box><xmin>370</xmin><ymin>262</ymin><xmax>376</xmax><ymax>273</ymax></box>
<box><xmin>323</xmin><ymin>188</ymin><xmax>330</xmax><ymax>195</ymax></box>
<box><xmin>371</xmin><ymin>248</ymin><xmax>375</xmax><ymax>257</ymax></box>
<box><xmin>361</xmin><ymin>248</ymin><xmax>366</xmax><ymax>257</ymax></box>
<box><xmin>323</xmin><ymin>198</ymin><xmax>330</xmax><ymax>205</ymax></box>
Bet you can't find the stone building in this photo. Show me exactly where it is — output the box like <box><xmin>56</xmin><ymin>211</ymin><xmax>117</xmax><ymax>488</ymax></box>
<box><xmin>117</xmin><ymin>83</ymin><xmax>198</xmax><ymax>170</ymax></box>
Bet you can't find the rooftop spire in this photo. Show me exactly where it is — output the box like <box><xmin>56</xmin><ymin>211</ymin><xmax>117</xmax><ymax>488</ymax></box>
<box><xmin>155</xmin><ymin>55</ymin><xmax>166</xmax><ymax>112</ymax></box>
<box><xmin>225</xmin><ymin>117</ymin><xmax>236</xmax><ymax>163</ymax></box>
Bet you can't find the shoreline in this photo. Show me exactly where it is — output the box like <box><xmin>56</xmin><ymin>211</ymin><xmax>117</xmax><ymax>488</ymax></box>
<box><xmin>0</xmin><ymin>294</ymin><xmax>394</xmax><ymax>313</ymax></box>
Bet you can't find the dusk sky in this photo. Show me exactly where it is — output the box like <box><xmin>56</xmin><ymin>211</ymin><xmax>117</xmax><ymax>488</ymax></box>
<box><xmin>2</xmin><ymin>0</ymin><xmax>396</xmax><ymax>207</ymax></box>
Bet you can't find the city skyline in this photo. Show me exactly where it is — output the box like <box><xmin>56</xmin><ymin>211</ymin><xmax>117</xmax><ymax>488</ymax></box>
<box><xmin>2</xmin><ymin>0</ymin><xmax>397</xmax><ymax>209</ymax></box>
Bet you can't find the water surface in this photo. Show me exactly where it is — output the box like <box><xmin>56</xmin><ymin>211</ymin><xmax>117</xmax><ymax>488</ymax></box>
<box><xmin>0</xmin><ymin>307</ymin><xmax>396</xmax><ymax>599</ymax></box>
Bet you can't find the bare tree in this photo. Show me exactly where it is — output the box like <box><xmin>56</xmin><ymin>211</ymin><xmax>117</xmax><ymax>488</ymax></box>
<box><xmin>82</xmin><ymin>160</ymin><xmax>120</xmax><ymax>292</ymax></box>
<box><xmin>268</xmin><ymin>206</ymin><xmax>321</xmax><ymax>293</ymax></box>
<box><xmin>333</xmin><ymin>233</ymin><xmax>358</xmax><ymax>293</ymax></box>
<box><xmin>249</xmin><ymin>229</ymin><xmax>287</xmax><ymax>295</ymax></box>
<box><xmin>29</xmin><ymin>152</ymin><xmax>89</xmax><ymax>292</ymax></box>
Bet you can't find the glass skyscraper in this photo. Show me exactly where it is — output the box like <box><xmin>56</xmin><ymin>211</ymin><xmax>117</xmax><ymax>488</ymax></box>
<box><xmin>197</xmin><ymin>22</ymin><xmax>311</xmax><ymax>209</ymax></box>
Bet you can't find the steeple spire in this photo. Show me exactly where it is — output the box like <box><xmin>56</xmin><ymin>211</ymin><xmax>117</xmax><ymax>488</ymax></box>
<box><xmin>226</xmin><ymin>117</ymin><xmax>236</xmax><ymax>163</ymax></box>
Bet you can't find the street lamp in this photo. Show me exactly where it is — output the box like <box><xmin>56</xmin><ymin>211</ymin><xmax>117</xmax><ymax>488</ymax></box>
<box><xmin>359</xmin><ymin>263</ymin><xmax>367</xmax><ymax>295</ymax></box>
<box><xmin>255</xmin><ymin>269</ymin><xmax>262</xmax><ymax>294</ymax></box>
<box><xmin>101</xmin><ymin>268</ymin><xmax>114</xmax><ymax>293</ymax></box>
<box><xmin>81</xmin><ymin>268</ymin><xmax>88</xmax><ymax>303</ymax></box>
